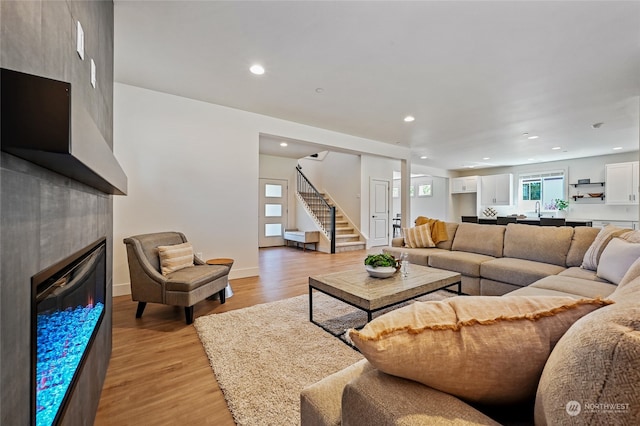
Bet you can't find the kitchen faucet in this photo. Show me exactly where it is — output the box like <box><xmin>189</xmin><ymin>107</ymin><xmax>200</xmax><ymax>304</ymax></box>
<box><xmin>535</xmin><ymin>201</ymin><xmax>541</xmax><ymax>217</ymax></box>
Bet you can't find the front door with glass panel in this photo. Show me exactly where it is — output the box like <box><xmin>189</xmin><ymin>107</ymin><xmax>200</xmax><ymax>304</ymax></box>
<box><xmin>259</xmin><ymin>178</ymin><xmax>288</xmax><ymax>247</ymax></box>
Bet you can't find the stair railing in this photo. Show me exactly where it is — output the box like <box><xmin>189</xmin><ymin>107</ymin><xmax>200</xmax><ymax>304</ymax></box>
<box><xmin>296</xmin><ymin>165</ymin><xmax>336</xmax><ymax>253</ymax></box>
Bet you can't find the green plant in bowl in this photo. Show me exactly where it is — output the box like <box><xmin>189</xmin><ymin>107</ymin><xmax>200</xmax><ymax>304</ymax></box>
<box><xmin>364</xmin><ymin>253</ymin><xmax>397</xmax><ymax>268</ymax></box>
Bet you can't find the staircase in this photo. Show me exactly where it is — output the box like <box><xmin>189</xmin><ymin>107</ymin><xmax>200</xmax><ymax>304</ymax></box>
<box><xmin>298</xmin><ymin>191</ymin><xmax>366</xmax><ymax>253</ymax></box>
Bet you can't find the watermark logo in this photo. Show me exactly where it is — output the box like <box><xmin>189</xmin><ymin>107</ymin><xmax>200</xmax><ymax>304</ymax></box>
<box><xmin>566</xmin><ymin>401</ymin><xmax>581</xmax><ymax>416</ymax></box>
<box><xmin>565</xmin><ymin>400</ymin><xmax>630</xmax><ymax>417</ymax></box>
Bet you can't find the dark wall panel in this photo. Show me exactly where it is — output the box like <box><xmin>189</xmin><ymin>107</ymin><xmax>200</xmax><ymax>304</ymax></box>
<box><xmin>0</xmin><ymin>1</ymin><xmax>114</xmax><ymax>424</ymax></box>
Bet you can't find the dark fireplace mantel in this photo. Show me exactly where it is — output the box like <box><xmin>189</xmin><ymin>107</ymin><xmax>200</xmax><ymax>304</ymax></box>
<box><xmin>0</xmin><ymin>68</ymin><xmax>127</xmax><ymax>195</ymax></box>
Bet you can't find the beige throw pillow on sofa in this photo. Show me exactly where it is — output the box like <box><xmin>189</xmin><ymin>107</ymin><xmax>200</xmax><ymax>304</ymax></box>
<box><xmin>349</xmin><ymin>296</ymin><xmax>612</xmax><ymax>405</ymax></box>
<box><xmin>157</xmin><ymin>242</ymin><xmax>194</xmax><ymax>276</ymax></box>
<box><xmin>596</xmin><ymin>238</ymin><xmax>640</xmax><ymax>284</ymax></box>
<box><xmin>581</xmin><ymin>225</ymin><xmax>630</xmax><ymax>271</ymax></box>
<box><xmin>402</xmin><ymin>223</ymin><xmax>435</xmax><ymax>248</ymax></box>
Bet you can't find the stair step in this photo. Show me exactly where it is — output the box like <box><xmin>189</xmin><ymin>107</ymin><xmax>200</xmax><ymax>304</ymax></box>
<box><xmin>335</xmin><ymin>241</ymin><xmax>366</xmax><ymax>253</ymax></box>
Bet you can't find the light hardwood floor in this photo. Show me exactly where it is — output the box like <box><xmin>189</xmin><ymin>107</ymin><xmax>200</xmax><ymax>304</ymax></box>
<box><xmin>95</xmin><ymin>246</ymin><xmax>377</xmax><ymax>425</ymax></box>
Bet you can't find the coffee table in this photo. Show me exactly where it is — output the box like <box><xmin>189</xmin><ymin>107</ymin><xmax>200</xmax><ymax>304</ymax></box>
<box><xmin>308</xmin><ymin>264</ymin><xmax>461</xmax><ymax>335</ymax></box>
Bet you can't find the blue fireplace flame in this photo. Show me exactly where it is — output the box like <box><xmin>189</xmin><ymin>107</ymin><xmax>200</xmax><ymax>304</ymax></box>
<box><xmin>36</xmin><ymin>302</ymin><xmax>104</xmax><ymax>426</ymax></box>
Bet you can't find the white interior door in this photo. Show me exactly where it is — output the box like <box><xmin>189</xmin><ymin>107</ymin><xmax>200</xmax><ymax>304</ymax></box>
<box><xmin>259</xmin><ymin>178</ymin><xmax>288</xmax><ymax>247</ymax></box>
<box><xmin>369</xmin><ymin>178</ymin><xmax>390</xmax><ymax>247</ymax></box>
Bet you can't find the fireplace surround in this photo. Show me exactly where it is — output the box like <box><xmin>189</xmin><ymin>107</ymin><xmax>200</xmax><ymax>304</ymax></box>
<box><xmin>31</xmin><ymin>238</ymin><xmax>107</xmax><ymax>426</ymax></box>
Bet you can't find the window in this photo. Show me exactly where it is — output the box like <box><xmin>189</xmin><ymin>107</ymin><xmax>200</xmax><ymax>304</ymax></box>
<box><xmin>518</xmin><ymin>171</ymin><xmax>565</xmax><ymax>211</ymax></box>
<box><xmin>417</xmin><ymin>183</ymin><xmax>432</xmax><ymax>197</ymax></box>
<box><xmin>409</xmin><ymin>185</ymin><xmax>415</xmax><ymax>197</ymax></box>
<box><xmin>265</xmin><ymin>184</ymin><xmax>282</xmax><ymax>198</ymax></box>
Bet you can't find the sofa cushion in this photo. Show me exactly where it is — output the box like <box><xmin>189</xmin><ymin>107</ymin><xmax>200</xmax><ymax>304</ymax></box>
<box><xmin>402</xmin><ymin>223</ymin><xmax>435</xmax><ymax>248</ymax></box>
<box><xmin>558</xmin><ymin>267</ymin><xmax>609</xmax><ymax>282</ymax></box>
<box><xmin>619</xmin><ymin>256</ymin><xmax>640</xmax><ymax>287</ymax></box>
<box><xmin>348</xmin><ymin>296</ymin><xmax>612</xmax><ymax>405</ymax></box>
<box><xmin>451</xmin><ymin>223</ymin><xmax>506</xmax><ymax>258</ymax></box>
<box><xmin>596</xmin><ymin>237</ymin><xmax>640</xmax><ymax>285</ymax></box>
<box><xmin>480</xmin><ymin>258</ymin><xmax>566</xmax><ymax>287</ymax></box>
<box><xmin>526</xmin><ymin>275</ymin><xmax>617</xmax><ymax>299</ymax></box>
<box><xmin>565</xmin><ymin>227</ymin><xmax>600</xmax><ymax>267</ymax></box>
<box><xmin>428</xmin><ymin>251</ymin><xmax>496</xmax><ymax>278</ymax></box>
<box><xmin>535</xmin><ymin>302</ymin><xmax>640</xmax><ymax>425</ymax></box>
<box><xmin>157</xmin><ymin>242</ymin><xmax>194</xmax><ymax>276</ymax></box>
<box><xmin>341</xmin><ymin>368</ymin><xmax>502</xmax><ymax>426</ymax></box>
<box><xmin>503</xmin><ymin>223</ymin><xmax>574</xmax><ymax>267</ymax></box>
<box><xmin>435</xmin><ymin>222</ymin><xmax>459</xmax><ymax>250</ymax></box>
<box><xmin>581</xmin><ymin>224</ymin><xmax>630</xmax><ymax>271</ymax></box>
<box><xmin>383</xmin><ymin>246</ymin><xmax>448</xmax><ymax>267</ymax></box>
<box><xmin>300</xmin><ymin>359</ymin><xmax>372</xmax><ymax>426</ymax></box>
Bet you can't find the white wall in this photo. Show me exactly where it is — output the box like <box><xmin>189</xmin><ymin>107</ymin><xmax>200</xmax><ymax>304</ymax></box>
<box><xmin>300</xmin><ymin>151</ymin><xmax>361</xmax><ymax>228</ymax></box>
<box><xmin>113</xmin><ymin>84</ymin><xmax>409</xmax><ymax>295</ymax></box>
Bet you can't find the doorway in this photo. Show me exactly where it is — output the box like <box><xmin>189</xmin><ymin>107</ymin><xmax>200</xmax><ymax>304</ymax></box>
<box><xmin>258</xmin><ymin>178</ymin><xmax>288</xmax><ymax>247</ymax></box>
<box><xmin>369</xmin><ymin>178</ymin><xmax>390</xmax><ymax>247</ymax></box>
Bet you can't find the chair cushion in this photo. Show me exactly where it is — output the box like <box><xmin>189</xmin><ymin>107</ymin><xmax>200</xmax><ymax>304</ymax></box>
<box><xmin>158</xmin><ymin>242</ymin><xmax>194</xmax><ymax>275</ymax></box>
<box><xmin>348</xmin><ymin>296</ymin><xmax>612</xmax><ymax>405</ymax></box>
<box><xmin>165</xmin><ymin>264</ymin><xmax>228</xmax><ymax>292</ymax></box>
<box><xmin>596</xmin><ymin>237</ymin><xmax>640</xmax><ymax>284</ymax></box>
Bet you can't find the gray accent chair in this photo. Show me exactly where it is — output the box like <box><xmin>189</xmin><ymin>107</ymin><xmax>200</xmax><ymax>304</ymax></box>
<box><xmin>123</xmin><ymin>232</ymin><xmax>230</xmax><ymax>324</ymax></box>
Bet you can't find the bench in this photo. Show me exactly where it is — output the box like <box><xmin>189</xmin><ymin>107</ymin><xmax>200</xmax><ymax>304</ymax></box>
<box><xmin>284</xmin><ymin>229</ymin><xmax>320</xmax><ymax>251</ymax></box>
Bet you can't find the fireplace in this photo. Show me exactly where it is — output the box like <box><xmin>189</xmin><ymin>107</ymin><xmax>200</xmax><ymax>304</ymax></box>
<box><xmin>31</xmin><ymin>238</ymin><xmax>107</xmax><ymax>426</ymax></box>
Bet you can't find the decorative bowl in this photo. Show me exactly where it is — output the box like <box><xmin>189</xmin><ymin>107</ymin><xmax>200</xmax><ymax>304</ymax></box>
<box><xmin>365</xmin><ymin>265</ymin><xmax>397</xmax><ymax>278</ymax></box>
<box><xmin>588</xmin><ymin>192</ymin><xmax>603</xmax><ymax>198</ymax></box>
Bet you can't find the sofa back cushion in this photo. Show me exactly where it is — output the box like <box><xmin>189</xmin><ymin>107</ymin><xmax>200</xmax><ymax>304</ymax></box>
<box><xmin>451</xmin><ymin>223</ymin><xmax>506</xmax><ymax>258</ymax></box>
<box><xmin>535</xmin><ymin>301</ymin><xmax>640</xmax><ymax>425</ymax></box>
<box><xmin>565</xmin><ymin>226</ymin><xmax>600</xmax><ymax>267</ymax></box>
<box><xmin>503</xmin><ymin>223</ymin><xmax>574</xmax><ymax>267</ymax></box>
<box><xmin>435</xmin><ymin>222</ymin><xmax>459</xmax><ymax>250</ymax></box>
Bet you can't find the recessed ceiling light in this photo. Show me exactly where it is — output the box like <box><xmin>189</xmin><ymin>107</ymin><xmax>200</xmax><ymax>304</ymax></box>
<box><xmin>404</xmin><ymin>116</ymin><xmax>415</xmax><ymax>122</ymax></box>
<box><xmin>420</xmin><ymin>155</ymin><xmax>428</xmax><ymax>159</ymax></box>
<box><xmin>613</xmin><ymin>146</ymin><xmax>623</xmax><ymax>150</ymax></box>
<box><xmin>250</xmin><ymin>64</ymin><xmax>265</xmax><ymax>75</ymax></box>
<box><xmin>552</xmin><ymin>147</ymin><xmax>561</xmax><ymax>150</ymax></box>
<box><xmin>467</xmin><ymin>165</ymin><xmax>476</xmax><ymax>168</ymax></box>
<box><xmin>527</xmin><ymin>135</ymin><xmax>539</xmax><ymax>140</ymax></box>
<box><xmin>280</xmin><ymin>142</ymin><xmax>288</xmax><ymax>147</ymax></box>
<box><xmin>482</xmin><ymin>157</ymin><xmax>490</xmax><ymax>160</ymax></box>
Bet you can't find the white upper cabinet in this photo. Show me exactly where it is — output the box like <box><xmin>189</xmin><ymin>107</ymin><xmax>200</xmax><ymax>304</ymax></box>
<box><xmin>451</xmin><ymin>176</ymin><xmax>477</xmax><ymax>193</ymax></box>
<box><xmin>605</xmin><ymin>161</ymin><xmax>639</xmax><ymax>205</ymax></box>
<box><xmin>480</xmin><ymin>173</ymin><xmax>513</xmax><ymax>205</ymax></box>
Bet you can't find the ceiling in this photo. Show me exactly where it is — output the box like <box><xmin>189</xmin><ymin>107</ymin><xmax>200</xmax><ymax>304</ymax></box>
<box><xmin>114</xmin><ymin>1</ymin><xmax>640</xmax><ymax>170</ymax></box>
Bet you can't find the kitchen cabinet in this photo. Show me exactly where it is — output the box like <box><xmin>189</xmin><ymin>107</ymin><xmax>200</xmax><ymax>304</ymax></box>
<box><xmin>605</xmin><ymin>161</ymin><xmax>639</xmax><ymax>205</ymax></box>
<box><xmin>480</xmin><ymin>173</ymin><xmax>513</xmax><ymax>205</ymax></box>
<box><xmin>451</xmin><ymin>176</ymin><xmax>477</xmax><ymax>193</ymax></box>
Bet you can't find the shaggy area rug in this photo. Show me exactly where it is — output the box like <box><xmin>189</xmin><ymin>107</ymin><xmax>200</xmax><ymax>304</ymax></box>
<box><xmin>194</xmin><ymin>290</ymin><xmax>451</xmax><ymax>425</ymax></box>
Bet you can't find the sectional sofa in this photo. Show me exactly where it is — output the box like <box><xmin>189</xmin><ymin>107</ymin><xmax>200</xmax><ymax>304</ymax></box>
<box><xmin>300</xmin><ymin>222</ymin><xmax>640</xmax><ymax>425</ymax></box>
<box><xmin>384</xmin><ymin>222</ymin><xmax>610</xmax><ymax>297</ymax></box>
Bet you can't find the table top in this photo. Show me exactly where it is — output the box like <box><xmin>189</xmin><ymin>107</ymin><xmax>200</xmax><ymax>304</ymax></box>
<box><xmin>309</xmin><ymin>264</ymin><xmax>461</xmax><ymax>311</ymax></box>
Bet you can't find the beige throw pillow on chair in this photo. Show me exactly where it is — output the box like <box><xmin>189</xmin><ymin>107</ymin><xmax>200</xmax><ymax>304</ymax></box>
<box><xmin>157</xmin><ymin>242</ymin><xmax>194</xmax><ymax>276</ymax></box>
